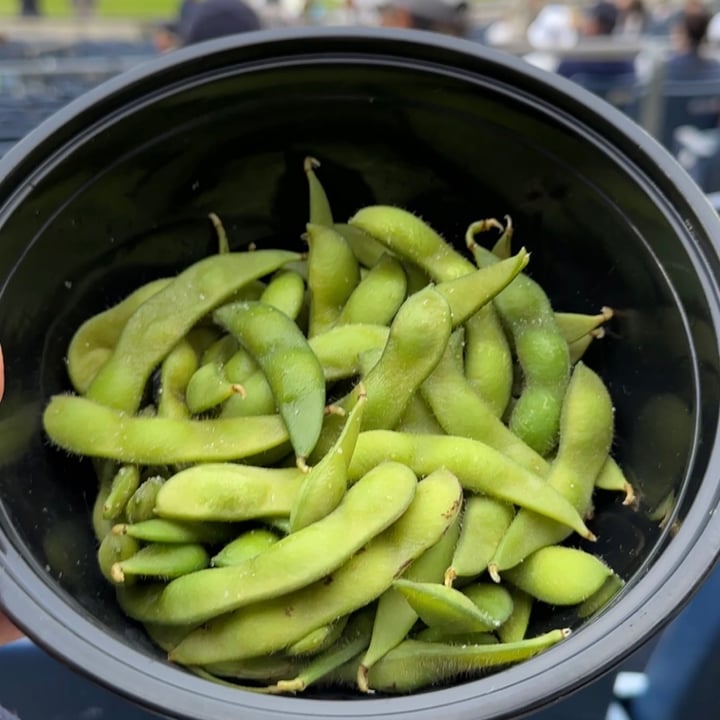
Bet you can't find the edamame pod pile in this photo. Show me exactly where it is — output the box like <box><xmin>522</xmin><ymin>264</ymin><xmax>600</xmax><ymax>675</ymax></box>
<box><xmin>42</xmin><ymin>157</ymin><xmax>639</xmax><ymax>697</ymax></box>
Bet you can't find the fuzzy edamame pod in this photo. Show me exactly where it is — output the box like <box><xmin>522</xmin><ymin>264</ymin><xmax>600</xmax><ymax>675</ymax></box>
<box><xmin>219</xmin><ymin>368</ymin><xmax>276</xmax><ymax>419</ymax></box>
<box><xmin>349</xmin><ymin>205</ymin><xmax>475</xmax><ymax>282</ymax></box>
<box><xmin>259</xmin><ymin>270</ymin><xmax>306</xmax><ymax>321</ymax></box>
<box><xmin>157</xmin><ymin>335</ymin><xmax>202</xmax><ymax>420</ymax></box>
<box><xmin>489</xmin><ymin>362</ymin><xmax>614</xmax><ymax>578</ymax></box>
<box><xmin>467</xmin><ymin>224</ymin><xmax>570</xmax><ymax>456</ymax></box>
<box><xmin>444</xmin><ymin>495</ymin><xmax>515</xmax><ymax>586</ymax></box>
<box><xmin>555</xmin><ymin>307</ymin><xmax>614</xmax><ymax>343</ymax></box>
<box><xmin>307</xmin><ymin>324</ymin><xmax>389</xmax><ymax>382</ymax></box>
<box><xmin>214</xmin><ymin>300</ymin><xmax>326</xmax><ymax>465</ymax></box>
<box><xmin>357</xmin><ymin>630</ymin><xmax>570</xmax><ymax>694</ymax></box>
<box><xmin>503</xmin><ymin>546</ymin><xmax>613</xmax><ymax>605</ymax></box>
<box><xmin>287</xmin><ymin>616</ymin><xmax>350</xmax><ymax>657</ymax></box>
<box><xmin>119</xmin><ymin>461</ymin><xmax>417</xmax><ymax>625</ymax></box>
<box><xmin>167</xmin><ymin>468</ymin><xmax>462</xmax><ymax>664</ymax></box>
<box><xmin>396</xmin><ymin>393</ymin><xmax>444</xmax><ymax>434</ymax></box>
<box><xmin>125</xmin><ymin>476</ymin><xmax>164</xmax><ymax>524</ymax></box>
<box><xmin>86</xmin><ymin>250</ymin><xmax>299</xmax><ymax>413</ymax></box>
<box><xmin>336</xmin><ymin>253</ymin><xmax>407</xmax><ymax>326</ymax></box>
<box><xmin>97</xmin><ymin>532</ymin><xmax>140</xmax><ymax>585</ymax></box>
<box><xmin>305</xmin><ymin>157</ymin><xmax>333</xmax><ymax>227</ymax></box>
<box><xmin>497</xmin><ymin>587</ymin><xmax>534</xmax><ymax>643</ymax></box>
<box><xmin>110</xmin><ymin>543</ymin><xmax>210</xmax><ymax>584</ymax></box>
<box><xmin>43</xmin><ymin>394</ymin><xmax>290</xmax><ymax>464</ymax></box>
<box><xmin>185</xmin><ymin>361</ymin><xmax>246</xmax><ymax>415</ymax></box>
<box><xmin>155</xmin><ymin>464</ymin><xmax>304</xmax><ymax>523</ymax></box>
<box><xmin>290</xmin><ymin>387</ymin><xmax>367</xmax><ymax>532</ymax></box>
<box><xmin>595</xmin><ymin>456</ymin><xmax>636</xmax><ymax>506</ymax></box>
<box><xmin>421</xmin><ymin>330</ymin><xmax>547</xmax><ymax>476</ymax></box>
<box><xmin>349</xmin><ymin>430</ymin><xmax>594</xmax><ymax>539</ymax></box>
<box><xmin>212</xmin><ymin>528</ymin><xmax>281</xmax><ymax>568</ymax></box>
<box><xmin>334</xmin><ymin>223</ymin><xmax>389</xmax><ymax>268</ymax></box>
<box><xmin>357</xmin><ymin>514</ymin><xmax>461</xmax><ymax>691</ymax></box>
<box><xmin>112</xmin><ymin>518</ymin><xmax>235</xmax><ymax>545</ymax></box>
<box><xmin>102</xmin><ymin>464</ymin><xmax>140</xmax><ymax>521</ymax></box>
<box><xmin>306</xmin><ymin>223</ymin><xmax>360</xmax><ymax>337</ymax></box>
<box><xmin>66</xmin><ymin>277</ymin><xmax>172</xmax><ymax>394</ymax></box>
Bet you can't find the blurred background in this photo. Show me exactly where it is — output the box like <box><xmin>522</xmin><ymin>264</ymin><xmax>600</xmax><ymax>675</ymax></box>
<box><xmin>0</xmin><ymin>1</ymin><xmax>719</xmax><ymax>719</ymax></box>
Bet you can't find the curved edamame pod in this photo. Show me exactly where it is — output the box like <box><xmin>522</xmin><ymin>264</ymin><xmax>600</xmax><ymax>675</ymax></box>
<box><xmin>214</xmin><ymin>300</ymin><xmax>326</xmax><ymax>464</ymax></box>
<box><xmin>155</xmin><ymin>463</ymin><xmax>303</xmax><ymax>523</ymax></box>
<box><xmin>43</xmin><ymin>394</ymin><xmax>290</xmax><ymax>464</ymax></box>
<box><xmin>287</xmin><ymin>615</ymin><xmax>349</xmax><ymax>657</ymax></box>
<box><xmin>396</xmin><ymin>393</ymin><xmax>444</xmax><ymax>435</ymax></box>
<box><xmin>305</xmin><ymin>156</ymin><xmax>333</xmax><ymax>227</ymax></box>
<box><xmin>503</xmin><ymin>546</ymin><xmax>613</xmax><ymax>605</ymax></box>
<box><xmin>167</xmin><ymin>467</ymin><xmax>462</xmax><ymax>664</ymax></box>
<box><xmin>157</xmin><ymin>334</ymin><xmax>204</xmax><ymax>420</ymax></box>
<box><xmin>212</xmin><ymin>528</ymin><xmax>281</xmax><ymax>568</ymax></box>
<box><xmin>307</xmin><ymin>324</ymin><xmax>389</xmax><ymax>382</ymax></box>
<box><xmin>334</xmin><ymin>223</ymin><xmax>388</xmax><ymax>268</ymax></box>
<box><xmin>97</xmin><ymin>532</ymin><xmax>140</xmax><ymax>585</ymax></box>
<box><xmin>102</xmin><ymin>464</ymin><xmax>140</xmax><ymax>521</ymax></box>
<box><xmin>125</xmin><ymin>476</ymin><xmax>164</xmax><ymax>524</ymax></box>
<box><xmin>87</xmin><ymin>250</ymin><xmax>300</xmax><ymax>413</ymax></box>
<box><xmin>259</xmin><ymin>270</ymin><xmax>306</xmax><ymax>321</ymax></box>
<box><xmin>497</xmin><ymin>587</ymin><xmax>533</xmax><ymax>643</ymax></box>
<box><xmin>555</xmin><ymin>307</ymin><xmax>614</xmax><ymax>344</ymax></box>
<box><xmin>110</xmin><ymin>543</ymin><xmax>210</xmax><ymax>584</ymax></box>
<box><xmin>219</xmin><ymin>368</ymin><xmax>276</xmax><ymax>418</ymax></box>
<box><xmin>349</xmin><ymin>205</ymin><xmax>475</xmax><ymax>282</ymax></box>
<box><xmin>349</xmin><ymin>430</ymin><xmax>594</xmax><ymax>539</ymax></box>
<box><xmin>118</xmin><ymin>461</ymin><xmax>418</xmax><ymax>625</ymax></box>
<box><xmin>489</xmin><ymin>362</ymin><xmax>614</xmax><ymax>577</ymax></box>
<box><xmin>595</xmin><ymin>456</ymin><xmax>636</xmax><ymax>506</ymax></box>
<box><xmin>185</xmin><ymin>361</ymin><xmax>246</xmax><ymax>415</ymax></box>
<box><xmin>112</xmin><ymin>518</ymin><xmax>235</xmax><ymax>546</ymax></box>
<box><xmin>66</xmin><ymin>277</ymin><xmax>171</xmax><ymax>394</ymax></box>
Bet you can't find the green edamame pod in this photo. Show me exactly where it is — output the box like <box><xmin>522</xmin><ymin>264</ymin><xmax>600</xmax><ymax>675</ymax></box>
<box><xmin>467</xmin><ymin>226</ymin><xmax>570</xmax><ymax>456</ymax></box>
<box><xmin>336</xmin><ymin>253</ymin><xmax>407</xmax><ymax>326</ymax></box>
<box><xmin>497</xmin><ymin>587</ymin><xmax>533</xmax><ymax>643</ymax></box>
<box><xmin>86</xmin><ymin>250</ymin><xmax>300</xmax><ymax>413</ymax></box>
<box><xmin>92</xmin><ymin>469</ymin><xmax>115</xmax><ymax>541</ymax></box>
<box><xmin>421</xmin><ymin>330</ymin><xmax>547</xmax><ymax>476</ymax></box>
<box><xmin>396</xmin><ymin>393</ymin><xmax>444</xmax><ymax>435</ymax></box>
<box><xmin>287</xmin><ymin>615</ymin><xmax>349</xmax><ymax>657</ymax></box>
<box><xmin>462</xmin><ymin>583</ymin><xmax>514</xmax><ymax>626</ymax></box>
<box><xmin>577</xmin><ymin>573</ymin><xmax>625</xmax><ymax>619</ymax></box>
<box><xmin>491</xmin><ymin>215</ymin><xmax>513</xmax><ymax>260</ymax></box>
<box><xmin>444</xmin><ymin>495</ymin><xmax>515</xmax><ymax>586</ymax></box>
<box><xmin>155</xmin><ymin>463</ymin><xmax>304</xmax><ymax>523</ymax></box>
<box><xmin>43</xmin><ymin>394</ymin><xmax>290</xmax><ymax>464</ymax></box>
<box><xmin>271</xmin><ymin>609</ymin><xmax>374</xmax><ymax>694</ymax></box>
<box><xmin>489</xmin><ymin>362</ymin><xmax>613</xmax><ymax>577</ymax></box>
<box><xmin>113</xmin><ymin>518</ymin><xmax>234</xmax><ymax>545</ymax></box>
<box><xmin>201</xmin><ymin>334</ymin><xmax>238</xmax><ymax>366</ymax></box>
<box><xmin>260</xmin><ymin>270</ymin><xmax>306</xmax><ymax>321</ymax></box>
<box><xmin>214</xmin><ymin>300</ymin><xmax>326</xmax><ymax>464</ymax></box>
<box><xmin>334</xmin><ymin>223</ymin><xmax>388</xmax><ymax>268</ymax></box>
<box><xmin>306</xmin><ymin>223</ymin><xmax>360</xmax><ymax>337</ymax></box>
<box><xmin>220</xmin><ymin>368</ymin><xmax>276</xmax><ymax>418</ymax></box>
<box><xmin>203</xmin><ymin>655</ymin><xmax>304</xmax><ymax>683</ymax></box>
<box><xmin>413</xmin><ymin>629</ymin><xmax>498</xmax><ymax>645</ymax></box>
<box><xmin>143</xmin><ymin>622</ymin><xmax>199</xmax><ymax>654</ymax></box>
<box><xmin>307</xmin><ymin>324</ymin><xmax>389</xmax><ymax>382</ymax></box>
<box><xmin>359</xmin><ymin>630</ymin><xmax>570</xmax><ymax>694</ymax></box>
<box><xmin>349</xmin><ymin>205</ymin><xmax>475</xmax><ymax>282</ymax></box>
<box><xmin>97</xmin><ymin>532</ymin><xmax>140</xmax><ymax>585</ymax></box>
<box><xmin>102</xmin><ymin>464</ymin><xmax>140</xmax><ymax>521</ymax></box>
<box><xmin>349</xmin><ymin>430</ymin><xmax>594</xmax><ymax>540</ymax></box>
<box><xmin>290</xmin><ymin>387</ymin><xmax>367</xmax><ymax>532</ymax></box>
<box><xmin>595</xmin><ymin>456</ymin><xmax>635</xmax><ymax>506</ymax></box>
<box><xmin>223</xmin><ymin>347</ymin><xmax>258</xmax><ymax>384</ymax></box>
<box><xmin>167</xmin><ymin>468</ymin><xmax>462</xmax><ymax>664</ymax></box>
<box><xmin>392</xmin><ymin>580</ymin><xmax>504</xmax><ymax>633</ymax></box>
<box><xmin>503</xmin><ymin>546</ymin><xmax>613</xmax><ymax>605</ymax></box>
<box><xmin>464</xmin><ymin>303</ymin><xmax>513</xmax><ymax>418</ymax></box>
<box><xmin>185</xmin><ymin>361</ymin><xmax>246</xmax><ymax>415</ymax></box>
<box><xmin>358</xmin><ymin>515</ymin><xmax>460</xmax><ymax>691</ymax></box>
<box><xmin>111</xmin><ymin>543</ymin><xmax>209</xmax><ymax>583</ymax></box>
<box><xmin>433</xmin><ymin>248</ymin><xmax>530</xmax><ymax>328</ymax></box>
<box><xmin>567</xmin><ymin>329</ymin><xmax>598</xmax><ymax>365</ymax></box>
<box><xmin>555</xmin><ymin>307</ymin><xmax>614</xmax><ymax>344</ymax></box>
<box><xmin>120</xmin><ymin>461</ymin><xmax>418</xmax><ymax>625</ymax></box>
<box><xmin>305</xmin><ymin>157</ymin><xmax>333</xmax><ymax>227</ymax></box>
<box><xmin>157</xmin><ymin>336</ymin><xmax>201</xmax><ymax>420</ymax></box>
<box><xmin>125</xmin><ymin>476</ymin><xmax>164</xmax><ymax>525</ymax></box>
<box><xmin>212</xmin><ymin>528</ymin><xmax>281</xmax><ymax>567</ymax></box>
<box><xmin>67</xmin><ymin>277</ymin><xmax>171</xmax><ymax>394</ymax></box>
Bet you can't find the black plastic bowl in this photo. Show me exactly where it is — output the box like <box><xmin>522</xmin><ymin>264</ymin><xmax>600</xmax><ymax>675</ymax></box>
<box><xmin>1</xmin><ymin>27</ymin><xmax>720</xmax><ymax>720</ymax></box>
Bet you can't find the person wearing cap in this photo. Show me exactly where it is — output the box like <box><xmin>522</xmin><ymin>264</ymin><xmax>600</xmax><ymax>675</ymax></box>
<box><xmin>379</xmin><ymin>0</ymin><xmax>469</xmax><ymax>37</ymax></box>
<box><xmin>555</xmin><ymin>0</ymin><xmax>637</xmax><ymax>79</ymax></box>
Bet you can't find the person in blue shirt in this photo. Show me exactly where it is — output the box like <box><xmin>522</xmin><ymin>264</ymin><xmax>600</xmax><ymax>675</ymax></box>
<box><xmin>556</xmin><ymin>1</ymin><xmax>636</xmax><ymax>80</ymax></box>
<box><xmin>665</xmin><ymin>1</ymin><xmax>720</xmax><ymax>81</ymax></box>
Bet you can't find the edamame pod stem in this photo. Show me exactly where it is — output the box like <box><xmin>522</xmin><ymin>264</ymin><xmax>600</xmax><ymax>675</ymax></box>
<box><xmin>464</xmin><ymin>303</ymin><xmax>514</xmax><ymax>418</ymax></box>
<box><xmin>43</xmin><ymin>394</ymin><xmax>290</xmax><ymax>464</ymax></box>
<box><xmin>305</xmin><ymin>157</ymin><xmax>333</xmax><ymax>227</ymax></box>
<box><xmin>467</xmin><ymin>226</ymin><xmax>570</xmax><ymax>456</ymax></box>
<box><xmin>421</xmin><ymin>330</ymin><xmax>547</xmax><ymax>476</ymax></box>
<box><xmin>349</xmin><ymin>430</ymin><xmax>594</xmax><ymax>539</ymax></box>
<box><xmin>307</xmin><ymin>324</ymin><xmax>389</xmax><ymax>382</ymax></box>
<box><xmin>67</xmin><ymin>277</ymin><xmax>171</xmax><ymax>394</ymax></box>
<box><xmin>120</xmin><ymin>461</ymin><xmax>417</xmax><ymax>625</ymax></box>
<box><xmin>168</xmin><ymin>468</ymin><xmax>462</xmax><ymax>664</ymax></box>
<box><xmin>155</xmin><ymin>464</ymin><xmax>304</xmax><ymax>522</ymax></box>
<box><xmin>111</xmin><ymin>543</ymin><xmax>209</xmax><ymax>583</ymax></box>
<box><xmin>349</xmin><ymin>205</ymin><xmax>475</xmax><ymax>281</ymax></box>
<box><xmin>336</xmin><ymin>253</ymin><xmax>407</xmax><ymax>326</ymax></box>
<box><xmin>360</xmin><ymin>630</ymin><xmax>570</xmax><ymax>694</ymax></box>
<box><xmin>489</xmin><ymin>362</ymin><xmax>614</xmax><ymax>577</ymax></box>
<box><xmin>434</xmin><ymin>248</ymin><xmax>530</xmax><ymax>328</ymax></box>
<box><xmin>212</xmin><ymin>528</ymin><xmax>281</xmax><ymax>568</ymax></box>
<box><xmin>358</xmin><ymin>514</ymin><xmax>460</xmax><ymax>691</ymax></box>
<box><xmin>214</xmin><ymin>300</ymin><xmax>325</xmax><ymax>464</ymax></box>
<box><xmin>290</xmin><ymin>387</ymin><xmax>367</xmax><ymax>532</ymax></box>
<box><xmin>503</xmin><ymin>546</ymin><xmax>613</xmax><ymax>605</ymax></box>
<box><xmin>87</xmin><ymin>250</ymin><xmax>300</xmax><ymax>413</ymax></box>
<box><xmin>555</xmin><ymin>307</ymin><xmax>614</xmax><ymax>343</ymax></box>
<box><xmin>259</xmin><ymin>270</ymin><xmax>306</xmax><ymax>321</ymax></box>
<box><xmin>306</xmin><ymin>223</ymin><xmax>360</xmax><ymax>337</ymax></box>
<box><xmin>595</xmin><ymin>456</ymin><xmax>635</xmax><ymax>506</ymax></box>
